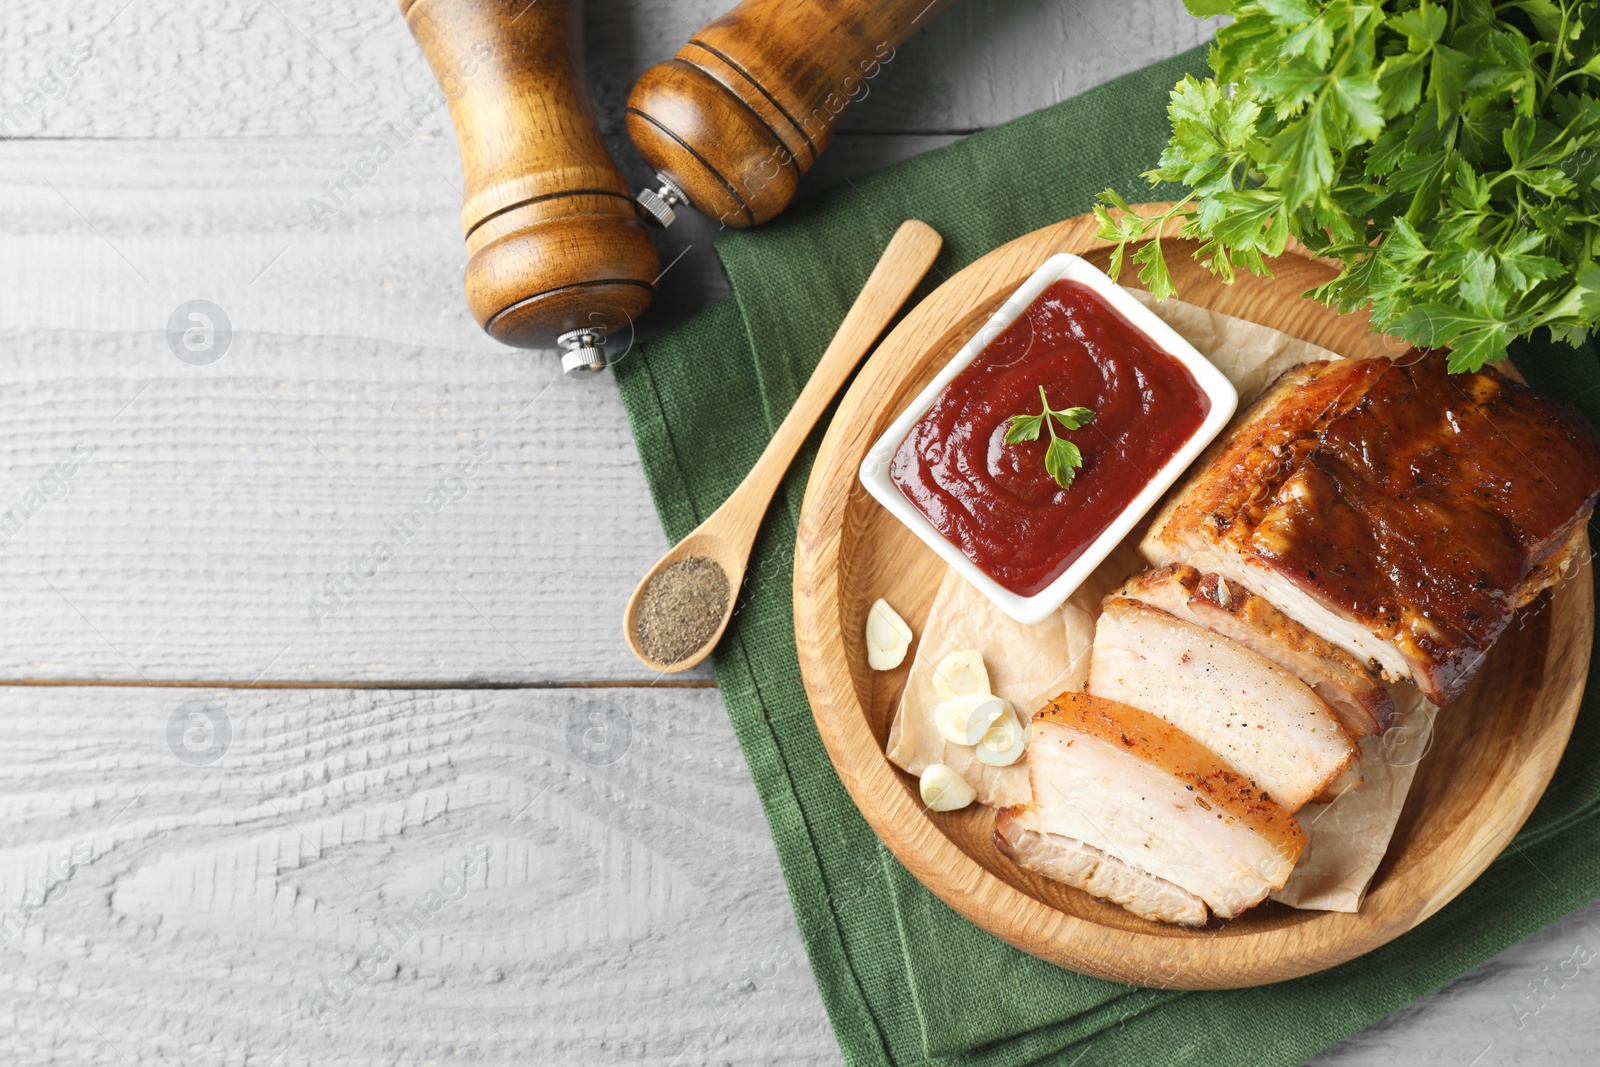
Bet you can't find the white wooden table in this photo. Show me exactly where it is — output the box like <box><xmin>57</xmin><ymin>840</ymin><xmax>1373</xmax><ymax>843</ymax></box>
<box><xmin>1</xmin><ymin>2</ymin><xmax>1595</xmax><ymax>1063</ymax></box>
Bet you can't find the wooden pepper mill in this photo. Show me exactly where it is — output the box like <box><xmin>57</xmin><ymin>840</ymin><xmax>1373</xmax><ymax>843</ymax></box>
<box><xmin>627</xmin><ymin>0</ymin><xmax>960</xmax><ymax>229</ymax></box>
<box><xmin>401</xmin><ymin>0</ymin><xmax>658</xmax><ymax>374</ymax></box>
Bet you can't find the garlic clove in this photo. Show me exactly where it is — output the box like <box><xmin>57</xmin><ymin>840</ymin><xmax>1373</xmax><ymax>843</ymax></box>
<box><xmin>919</xmin><ymin>763</ymin><xmax>976</xmax><ymax>812</ymax></box>
<box><xmin>931</xmin><ymin>649</ymin><xmax>990</xmax><ymax>702</ymax></box>
<box><xmin>865</xmin><ymin>598</ymin><xmax>913</xmax><ymax>670</ymax></box>
<box><xmin>974</xmin><ymin>703</ymin><xmax>1027</xmax><ymax>767</ymax></box>
<box><xmin>934</xmin><ymin>692</ymin><xmax>1006</xmax><ymax>746</ymax></box>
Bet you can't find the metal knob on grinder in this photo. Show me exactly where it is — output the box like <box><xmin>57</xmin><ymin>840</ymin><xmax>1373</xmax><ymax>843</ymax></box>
<box><xmin>626</xmin><ymin>0</ymin><xmax>962</xmax><ymax>229</ymax></box>
<box><xmin>401</xmin><ymin>0</ymin><xmax>658</xmax><ymax>375</ymax></box>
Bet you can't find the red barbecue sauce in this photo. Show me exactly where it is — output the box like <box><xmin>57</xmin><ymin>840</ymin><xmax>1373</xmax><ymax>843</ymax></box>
<box><xmin>890</xmin><ymin>280</ymin><xmax>1210</xmax><ymax>596</ymax></box>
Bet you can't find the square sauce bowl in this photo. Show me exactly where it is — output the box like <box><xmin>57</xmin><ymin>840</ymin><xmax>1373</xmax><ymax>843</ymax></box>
<box><xmin>857</xmin><ymin>253</ymin><xmax>1238</xmax><ymax>624</ymax></box>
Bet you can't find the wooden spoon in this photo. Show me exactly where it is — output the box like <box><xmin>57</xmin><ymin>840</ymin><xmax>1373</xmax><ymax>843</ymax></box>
<box><xmin>624</xmin><ymin>219</ymin><xmax>943</xmax><ymax>672</ymax></box>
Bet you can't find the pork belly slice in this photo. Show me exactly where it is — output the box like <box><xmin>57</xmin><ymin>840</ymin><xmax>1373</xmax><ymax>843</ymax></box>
<box><xmin>1088</xmin><ymin>598</ymin><xmax>1357</xmax><ymax>811</ymax></box>
<box><xmin>1315</xmin><ymin>760</ymin><xmax>1363</xmax><ymax>803</ymax></box>
<box><xmin>1006</xmin><ymin>692</ymin><xmax>1305</xmax><ymax>920</ymax></box>
<box><xmin>1119</xmin><ymin>564</ymin><xmax>1394</xmax><ymax>737</ymax></box>
<box><xmin>1143</xmin><ymin>350</ymin><xmax>1600</xmax><ymax>705</ymax></box>
<box><xmin>994</xmin><ymin>808</ymin><xmax>1207</xmax><ymax>926</ymax></box>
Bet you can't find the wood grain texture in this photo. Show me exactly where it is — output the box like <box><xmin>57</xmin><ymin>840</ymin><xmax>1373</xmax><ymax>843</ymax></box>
<box><xmin>0</xmin><ymin>133</ymin><xmax>707</xmax><ymax>685</ymax></box>
<box><xmin>0</xmin><ymin>1</ymin><xmax>1217</xmax><ymax>140</ymax></box>
<box><xmin>0</xmin><ymin>132</ymin><xmax>965</xmax><ymax>685</ymax></box>
<box><xmin>0</xmin><ymin>685</ymin><xmax>837</xmax><ymax>1065</ymax></box>
<box><xmin>793</xmin><ymin>209</ymin><xmax>1594</xmax><ymax>988</ymax></box>
<box><xmin>0</xmin><ymin>309</ymin><xmax>698</xmax><ymax>683</ymax></box>
<box><xmin>1</xmin><ymin>681</ymin><xmax>1598</xmax><ymax>1066</ymax></box>
<box><xmin>1320</xmin><ymin>896</ymin><xmax>1600</xmax><ymax>1064</ymax></box>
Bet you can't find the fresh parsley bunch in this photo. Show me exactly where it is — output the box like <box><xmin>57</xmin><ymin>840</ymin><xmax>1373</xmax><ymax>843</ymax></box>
<box><xmin>1096</xmin><ymin>0</ymin><xmax>1600</xmax><ymax>371</ymax></box>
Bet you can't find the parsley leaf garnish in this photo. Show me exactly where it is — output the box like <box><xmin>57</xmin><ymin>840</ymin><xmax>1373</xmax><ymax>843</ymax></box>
<box><xmin>1095</xmin><ymin>0</ymin><xmax>1600</xmax><ymax>372</ymax></box>
<box><xmin>1005</xmin><ymin>387</ymin><xmax>1096</xmax><ymax>488</ymax></box>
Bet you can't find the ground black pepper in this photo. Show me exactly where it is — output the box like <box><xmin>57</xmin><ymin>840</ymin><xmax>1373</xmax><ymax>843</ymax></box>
<box><xmin>634</xmin><ymin>555</ymin><xmax>730</xmax><ymax>665</ymax></box>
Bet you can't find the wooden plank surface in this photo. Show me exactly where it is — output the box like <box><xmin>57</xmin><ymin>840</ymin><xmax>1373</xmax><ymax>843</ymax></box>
<box><xmin>0</xmin><ymin>132</ymin><xmax>959</xmax><ymax>684</ymax></box>
<box><xmin>0</xmin><ymin>0</ymin><xmax>1596</xmax><ymax>1063</ymax></box>
<box><xmin>0</xmin><ymin>0</ymin><xmax>1216</xmax><ymax>139</ymax></box>
<box><xmin>0</xmin><ymin>683</ymin><xmax>1595</xmax><ymax>1065</ymax></box>
<box><xmin>0</xmin><ymin>686</ymin><xmax>837</xmax><ymax>1065</ymax></box>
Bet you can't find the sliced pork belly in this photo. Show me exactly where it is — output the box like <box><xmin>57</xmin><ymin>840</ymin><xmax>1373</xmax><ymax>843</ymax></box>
<box><xmin>1006</xmin><ymin>692</ymin><xmax>1305</xmax><ymax>920</ymax></box>
<box><xmin>995</xmin><ymin>808</ymin><xmax>1207</xmax><ymax>926</ymax></box>
<box><xmin>1142</xmin><ymin>350</ymin><xmax>1600</xmax><ymax>705</ymax></box>
<box><xmin>1088</xmin><ymin>598</ymin><xmax>1357</xmax><ymax>811</ymax></box>
<box><xmin>1118</xmin><ymin>564</ymin><xmax>1394</xmax><ymax>737</ymax></box>
<box><xmin>1316</xmin><ymin>761</ymin><xmax>1363</xmax><ymax>802</ymax></box>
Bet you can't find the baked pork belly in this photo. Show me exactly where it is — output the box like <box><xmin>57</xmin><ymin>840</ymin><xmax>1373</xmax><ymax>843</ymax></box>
<box><xmin>995</xmin><ymin>808</ymin><xmax>1207</xmax><ymax>926</ymax></box>
<box><xmin>1316</xmin><ymin>761</ymin><xmax>1363</xmax><ymax>803</ymax></box>
<box><xmin>1004</xmin><ymin>692</ymin><xmax>1305</xmax><ymax>921</ymax></box>
<box><xmin>1143</xmin><ymin>350</ymin><xmax>1600</xmax><ymax>705</ymax></box>
<box><xmin>1118</xmin><ymin>564</ymin><xmax>1395</xmax><ymax>738</ymax></box>
<box><xmin>1088</xmin><ymin>598</ymin><xmax>1357</xmax><ymax>811</ymax></box>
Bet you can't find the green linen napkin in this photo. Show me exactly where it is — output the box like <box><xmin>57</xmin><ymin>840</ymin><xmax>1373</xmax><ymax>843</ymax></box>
<box><xmin>615</xmin><ymin>43</ymin><xmax>1600</xmax><ymax>1067</ymax></box>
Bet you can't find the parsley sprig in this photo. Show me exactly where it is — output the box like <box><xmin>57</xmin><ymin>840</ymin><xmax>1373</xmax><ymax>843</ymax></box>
<box><xmin>1005</xmin><ymin>387</ymin><xmax>1096</xmax><ymax>488</ymax></box>
<box><xmin>1095</xmin><ymin>0</ymin><xmax>1600</xmax><ymax>373</ymax></box>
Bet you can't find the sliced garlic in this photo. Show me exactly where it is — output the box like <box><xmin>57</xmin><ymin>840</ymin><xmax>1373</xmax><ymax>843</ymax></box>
<box><xmin>931</xmin><ymin>649</ymin><xmax>990</xmax><ymax>702</ymax></box>
<box><xmin>865</xmin><ymin>598</ymin><xmax>913</xmax><ymax>670</ymax></box>
<box><xmin>974</xmin><ymin>704</ymin><xmax>1027</xmax><ymax>767</ymax></box>
<box><xmin>934</xmin><ymin>693</ymin><xmax>1006</xmax><ymax>746</ymax></box>
<box><xmin>919</xmin><ymin>763</ymin><xmax>976</xmax><ymax>812</ymax></box>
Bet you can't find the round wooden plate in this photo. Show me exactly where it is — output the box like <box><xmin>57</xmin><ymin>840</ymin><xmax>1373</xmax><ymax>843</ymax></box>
<box><xmin>792</xmin><ymin>206</ymin><xmax>1595</xmax><ymax>989</ymax></box>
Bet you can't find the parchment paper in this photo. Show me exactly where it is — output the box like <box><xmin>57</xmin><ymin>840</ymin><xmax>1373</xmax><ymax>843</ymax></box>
<box><xmin>885</xmin><ymin>294</ymin><xmax>1437</xmax><ymax>913</ymax></box>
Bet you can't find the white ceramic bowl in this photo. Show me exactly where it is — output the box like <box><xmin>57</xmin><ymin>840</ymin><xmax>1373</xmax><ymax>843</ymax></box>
<box><xmin>857</xmin><ymin>253</ymin><xmax>1239</xmax><ymax>624</ymax></box>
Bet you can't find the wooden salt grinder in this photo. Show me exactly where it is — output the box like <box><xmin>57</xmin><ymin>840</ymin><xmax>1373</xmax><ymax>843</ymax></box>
<box><xmin>401</xmin><ymin>0</ymin><xmax>658</xmax><ymax>374</ymax></box>
<box><xmin>627</xmin><ymin>0</ymin><xmax>960</xmax><ymax>229</ymax></box>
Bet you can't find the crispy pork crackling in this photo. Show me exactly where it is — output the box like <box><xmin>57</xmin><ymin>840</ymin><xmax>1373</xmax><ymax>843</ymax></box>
<box><xmin>1142</xmin><ymin>350</ymin><xmax>1600</xmax><ymax>705</ymax></box>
